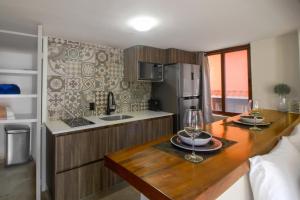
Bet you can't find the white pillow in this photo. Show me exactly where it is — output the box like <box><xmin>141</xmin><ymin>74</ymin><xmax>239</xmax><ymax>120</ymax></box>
<box><xmin>288</xmin><ymin>123</ymin><xmax>300</xmax><ymax>152</ymax></box>
<box><xmin>249</xmin><ymin>137</ymin><xmax>300</xmax><ymax>200</ymax></box>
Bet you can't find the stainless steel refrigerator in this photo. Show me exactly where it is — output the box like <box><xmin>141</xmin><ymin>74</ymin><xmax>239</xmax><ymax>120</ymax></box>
<box><xmin>151</xmin><ymin>63</ymin><xmax>201</xmax><ymax>131</ymax></box>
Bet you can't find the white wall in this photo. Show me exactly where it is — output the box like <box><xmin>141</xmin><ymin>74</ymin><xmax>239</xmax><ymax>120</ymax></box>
<box><xmin>298</xmin><ymin>29</ymin><xmax>300</xmax><ymax>77</ymax></box>
<box><xmin>251</xmin><ymin>31</ymin><xmax>300</xmax><ymax>109</ymax></box>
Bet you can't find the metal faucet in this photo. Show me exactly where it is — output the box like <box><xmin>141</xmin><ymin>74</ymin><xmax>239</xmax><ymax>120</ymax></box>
<box><xmin>106</xmin><ymin>92</ymin><xmax>116</xmax><ymax>115</ymax></box>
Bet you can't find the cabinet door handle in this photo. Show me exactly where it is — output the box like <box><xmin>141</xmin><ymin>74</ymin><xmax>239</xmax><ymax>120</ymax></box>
<box><xmin>191</xmin><ymin>72</ymin><xmax>194</xmax><ymax>80</ymax></box>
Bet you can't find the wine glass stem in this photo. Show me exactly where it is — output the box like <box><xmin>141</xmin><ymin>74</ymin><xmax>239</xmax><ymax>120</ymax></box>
<box><xmin>192</xmin><ymin>135</ymin><xmax>195</xmax><ymax>157</ymax></box>
<box><xmin>254</xmin><ymin>116</ymin><xmax>257</xmax><ymax>128</ymax></box>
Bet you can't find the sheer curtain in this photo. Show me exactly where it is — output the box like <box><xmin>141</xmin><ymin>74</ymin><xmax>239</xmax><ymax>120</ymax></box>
<box><xmin>198</xmin><ymin>52</ymin><xmax>214</xmax><ymax>123</ymax></box>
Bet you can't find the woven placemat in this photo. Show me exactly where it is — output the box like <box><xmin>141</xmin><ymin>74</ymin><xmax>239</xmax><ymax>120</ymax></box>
<box><xmin>152</xmin><ymin>137</ymin><xmax>237</xmax><ymax>163</ymax></box>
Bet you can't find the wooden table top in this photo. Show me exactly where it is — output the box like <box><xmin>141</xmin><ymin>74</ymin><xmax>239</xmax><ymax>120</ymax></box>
<box><xmin>104</xmin><ymin>110</ymin><xmax>300</xmax><ymax>200</ymax></box>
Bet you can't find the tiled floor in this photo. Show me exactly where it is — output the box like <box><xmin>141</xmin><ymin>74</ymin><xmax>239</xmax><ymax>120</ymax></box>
<box><xmin>42</xmin><ymin>182</ymin><xmax>140</xmax><ymax>200</ymax></box>
<box><xmin>84</xmin><ymin>183</ymin><xmax>140</xmax><ymax>200</ymax></box>
<box><xmin>0</xmin><ymin>161</ymin><xmax>35</xmax><ymax>200</ymax></box>
<box><xmin>0</xmin><ymin>160</ymin><xmax>139</xmax><ymax>200</ymax></box>
<box><xmin>97</xmin><ymin>186</ymin><xmax>140</xmax><ymax>200</ymax></box>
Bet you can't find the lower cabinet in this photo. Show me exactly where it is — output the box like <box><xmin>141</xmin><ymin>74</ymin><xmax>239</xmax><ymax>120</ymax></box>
<box><xmin>47</xmin><ymin>116</ymin><xmax>173</xmax><ymax>200</ymax></box>
<box><xmin>55</xmin><ymin>161</ymin><xmax>121</xmax><ymax>200</ymax></box>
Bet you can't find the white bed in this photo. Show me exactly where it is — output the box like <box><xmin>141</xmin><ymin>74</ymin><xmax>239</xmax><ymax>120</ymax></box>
<box><xmin>217</xmin><ymin>174</ymin><xmax>253</xmax><ymax>200</ymax></box>
<box><xmin>219</xmin><ymin>123</ymin><xmax>300</xmax><ymax>200</ymax></box>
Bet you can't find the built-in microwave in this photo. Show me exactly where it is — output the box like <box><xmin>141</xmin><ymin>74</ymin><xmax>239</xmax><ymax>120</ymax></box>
<box><xmin>138</xmin><ymin>61</ymin><xmax>163</xmax><ymax>82</ymax></box>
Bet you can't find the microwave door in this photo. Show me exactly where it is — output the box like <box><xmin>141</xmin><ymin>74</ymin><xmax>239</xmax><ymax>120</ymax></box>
<box><xmin>138</xmin><ymin>62</ymin><xmax>163</xmax><ymax>81</ymax></box>
<box><xmin>152</xmin><ymin>64</ymin><xmax>163</xmax><ymax>81</ymax></box>
<box><xmin>139</xmin><ymin>63</ymin><xmax>153</xmax><ymax>80</ymax></box>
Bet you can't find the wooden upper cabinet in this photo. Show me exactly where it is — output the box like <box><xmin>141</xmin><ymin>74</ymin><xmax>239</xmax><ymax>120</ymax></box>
<box><xmin>123</xmin><ymin>45</ymin><xmax>199</xmax><ymax>82</ymax></box>
<box><xmin>138</xmin><ymin>46</ymin><xmax>167</xmax><ymax>63</ymax></box>
<box><xmin>166</xmin><ymin>48</ymin><xmax>198</xmax><ymax>65</ymax></box>
<box><xmin>124</xmin><ymin>45</ymin><xmax>166</xmax><ymax>82</ymax></box>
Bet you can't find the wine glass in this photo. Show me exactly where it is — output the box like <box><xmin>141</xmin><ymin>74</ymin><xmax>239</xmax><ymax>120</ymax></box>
<box><xmin>249</xmin><ymin>100</ymin><xmax>262</xmax><ymax>131</ymax></box>
<box><xmin>242</xmin><ymin>100</ymin><xmax>252</xmax><ymax>114</ymax></box>
<box><xmin>183</xmin><ymin>109</ymin><xmax>204</xmax><ymax>163</ymax></box>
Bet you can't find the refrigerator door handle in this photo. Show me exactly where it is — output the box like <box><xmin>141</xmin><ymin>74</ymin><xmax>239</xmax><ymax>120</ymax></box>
<box><xmin>191</xmin><ymin>72</ymin><xmax>194</xmax><ymax>80</ymax></box>
<box><xmin>177</xmin><ymin>79</ymin><xmax>180</xmax><ymax>97</ymax></box>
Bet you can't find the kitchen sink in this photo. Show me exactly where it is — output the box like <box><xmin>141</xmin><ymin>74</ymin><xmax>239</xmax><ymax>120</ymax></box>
<box><xmin>100</xmin><ymin>115</ymin><xmax>133</xmax><ymax>121</ymax></box>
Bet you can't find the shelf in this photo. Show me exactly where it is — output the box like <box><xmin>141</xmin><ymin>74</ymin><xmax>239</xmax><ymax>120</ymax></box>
<box><xmin>0</xmin><ymin>114</ymin><xmax>37</xmax><ymax>124</ymax></box>
<box><xmin>0</xmin><ymin>69</ymin><xmax>38</xmax><ymax>75</ymax></box>
<box><xmin>0</xmin><ymin>29</ymin><xmax>37</xmax><ymax>38</ymax></box>
<box><xmin>0</xmin><ymin>94</ymin><xmax>38</xmax><ymax>98</ymax></box>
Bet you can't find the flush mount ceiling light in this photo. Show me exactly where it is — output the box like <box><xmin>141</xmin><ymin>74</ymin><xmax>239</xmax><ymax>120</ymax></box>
<box><xmin>128</xmin><ymin>16</ymin><xmax>158</xmax><ymax>32</ymax></box>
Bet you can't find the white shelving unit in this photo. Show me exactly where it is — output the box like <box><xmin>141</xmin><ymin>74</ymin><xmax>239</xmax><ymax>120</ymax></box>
<box><xmin>0</xmin><ymin>114</ymin><xmax>38</xmax><ymax>124</ymax></box>
<box><xmin>0</xmin><ymin>68</ymin><xmax>38</xmax><ymax>75</ymax></box>
<box><xmin>0</xmin><ymin>94</ymin><xmax>38</xmax><ymax>98</ymax></box>
<box><xmin>0</xmin><ymin>26</ymin><xmax>43</xmax><ymax>200</ymax></box>
<box><xmin>0</xmin><ymin>29</ymin><xmax>37</xmax><ymax>38</ymax></box>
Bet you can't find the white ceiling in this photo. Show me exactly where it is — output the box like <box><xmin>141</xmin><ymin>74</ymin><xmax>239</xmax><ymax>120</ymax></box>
<box><xmin>0</xmin><ymin>0</ymin><xmax>300</xmax><ymax>51</ymax></box>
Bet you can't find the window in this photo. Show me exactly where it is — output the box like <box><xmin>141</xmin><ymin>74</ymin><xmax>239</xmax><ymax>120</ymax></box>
<box><xmin>207</xmin><ymin>45</ymin><xmax>251</xmax><ymax>115</ymax></box>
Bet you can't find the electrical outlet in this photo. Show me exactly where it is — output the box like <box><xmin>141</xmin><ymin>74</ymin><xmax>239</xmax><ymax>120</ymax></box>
<box><xmin>89</xmin><ymin>102</ymin><xmax>95</xmax><ymax>111</ymax></box>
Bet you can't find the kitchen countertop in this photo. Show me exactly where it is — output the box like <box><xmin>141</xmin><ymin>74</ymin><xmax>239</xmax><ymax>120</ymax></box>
<box><xmin>46</xmin><ymin>110</ymin><xmax>174</xmax><ymax>135</ymax></box>
<box><xmin>104</xmin><ymin>110</ymin><xmax>300</xmax><ymax>200</ymax></box>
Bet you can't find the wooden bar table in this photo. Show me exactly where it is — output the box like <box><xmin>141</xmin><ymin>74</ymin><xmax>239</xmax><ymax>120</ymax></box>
<box><xmin>104</xmin><ymin>110</ymin><xmax>300</xmax><ymax>200</ymax></box>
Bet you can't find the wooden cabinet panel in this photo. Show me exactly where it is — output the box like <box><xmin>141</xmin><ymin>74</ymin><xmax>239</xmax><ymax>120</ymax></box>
<box><xmin>78</xmin><ymin>130</ymin><xmax>101</xmax><ymax>168</ymax></box>
<box><xmin>55</xmin><ymin>129</ymin><xmax>106</xmax><ymax>173</ymax></box>
<box><xmin>123</xmin><ymin>46</ymin><xmax>138</xmax><ymax>81</ymax></box>
<box><xmin>54</xmin><ymin>116</ymin><xmax>173</xmax><ymax>173</ymax></box>
<box><xmin>124</xmin><ymin>45</ymin><xmax>199</xmax><ymax>82</ymax></box>
<box><xmin>48</xmin><ymin>116</ymin><xmax>173</xmax><ymax>199</ymax></box>
<box><xmin>55</xmin><ymin>126</ymin><xmax>121</xmax><ymax>173</ymax></box>
<box><xmin>55</xmin><ymin>161</ymin><xmax>122</xmax><ymax>200</ymax></box>
<box><xmin>166</xmin><ymin>48</ymin><xmax>197</xmax><ymax>64</ymax></box>
<box><xmin>100</xmin><ymin>125</ymin><xmax>133</xmax><ymax>155</ymax></box>
<box><xmin>55</xmin><ymin>133</ymin><xmax>81</xmax><ymax>172</ymax></box>
<box><xmin>55</xmin><ymin>168</ymin><xmax>79</xmax><ymax>200</ymax></box>
<box><xmin>124</xmin><ymin>45</ymin><xmax>166</xmax><ymax>82</ymax></box>
<box><xmin>124</xmin><ymin>121</ymin><xmax>142</xmax><ymax>147</ymax></box>
<box><xmin>78</xmin><ymin>163</ymin><xmax>94</xmax><ymax>198</ymax></box>
<box><xmin>79</xmin><ymin>161</ymin><xmax>122</xmax><ymax>198</ymax></box>
<box><xmin>99</xmin><ymin>161</ymin><xmax>123</xmax><ymax>190</ymax></box>
<box><xmin>163</xmin><ymin>115</ymin><xmax>173</xmax><ymax>132</ymax></box>
<box><xmin>138</xmin><ymin>46</ymin><xmax>166</xmax><ymax>63</ymax></box>
<box><xmin>141</xmin><ymin>116</ymin><xmax>173</xmax><ymax>143</ymax></box>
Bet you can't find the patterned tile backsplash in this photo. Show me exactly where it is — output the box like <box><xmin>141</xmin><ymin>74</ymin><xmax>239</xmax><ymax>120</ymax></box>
<box><xmin>47</xmin><ymin>37</ymin><xmax>151</xmax><ymax>120</ymax></box>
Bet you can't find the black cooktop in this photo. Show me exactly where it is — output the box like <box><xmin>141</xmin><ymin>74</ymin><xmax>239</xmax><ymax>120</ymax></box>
<box><xmin>62</xmin><ymin>117</ymin><xmax>95</xmax><ymax>128</ymax></box>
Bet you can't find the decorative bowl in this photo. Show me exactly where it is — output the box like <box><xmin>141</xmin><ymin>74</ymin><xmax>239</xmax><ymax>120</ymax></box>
<box><xmin>240</xmin><ymin>115</ymin><xmax>264</xmax><ymax>124</ymax></box>
<box><xmin>177</xmin><ymin>130</ymin><xmax>212</xmax><ymax>146</ymax></box>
